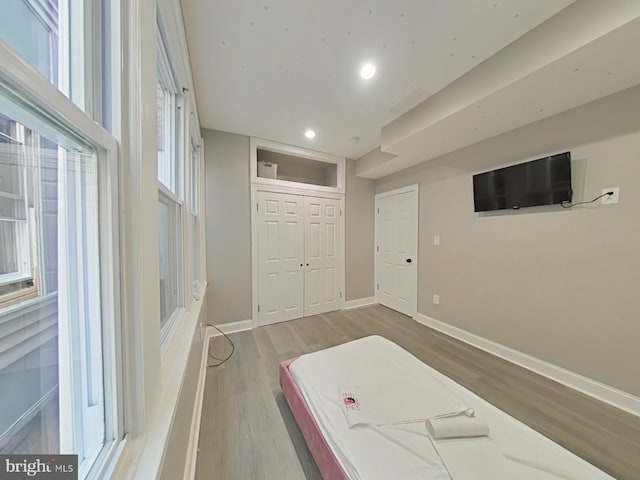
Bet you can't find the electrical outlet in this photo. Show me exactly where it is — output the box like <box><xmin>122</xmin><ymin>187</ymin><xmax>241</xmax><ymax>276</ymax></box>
<box><xmin>432</xmin><ymin>294</ymin><xmax>440</xmax><ymax>305</ymax></box>
<box><xmin>433</xmin><ymin>235</ymin><xmax>440</xmax><ymax>246</ymax></box>
<box><xmin>601</xmin><ymin>187</ymin><xmax>619</xmax><ymax>205</ymax></box>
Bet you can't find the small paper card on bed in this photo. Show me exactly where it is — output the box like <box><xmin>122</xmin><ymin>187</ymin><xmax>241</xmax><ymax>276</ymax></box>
<box><xmin>339</xmin><ymin>382</ymin><xmax>467</xmax><ymax>428</ymax></box>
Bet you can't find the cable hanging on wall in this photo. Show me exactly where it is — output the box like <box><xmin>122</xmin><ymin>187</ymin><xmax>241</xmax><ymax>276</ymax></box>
<box><xmin>561</xmin><ymin>191</ymin><xmax>613</xmax><ymax>208</ymax></box>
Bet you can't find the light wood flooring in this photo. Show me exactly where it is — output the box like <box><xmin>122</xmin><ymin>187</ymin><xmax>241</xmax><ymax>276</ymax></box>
<box><xmin>195</xmin><ymin>305</ymin><xmax>639</xmax><ymax>480</ymax></box>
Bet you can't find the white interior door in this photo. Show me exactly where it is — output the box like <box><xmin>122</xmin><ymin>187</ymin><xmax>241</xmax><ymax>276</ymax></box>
<box><xmin>375</xmin><ymin>186</ymin><xmax>418</xmax><ymax>317</ymax></box>
<box><xmin>304</xmin><ymin>197</ymin><xmax>341</xmax><ymax>316</ymax></box>
<box><xmin>257</xmin><ymin>191</ymin><xmax>305</xmax><ymax>325</ymax></box>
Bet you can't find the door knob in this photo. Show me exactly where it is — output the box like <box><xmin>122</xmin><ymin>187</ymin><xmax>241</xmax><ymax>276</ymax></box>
<box><xmin>406</xmin><ymin>258</ymin><xmax>412</xmax><ymax>263</ymax></box>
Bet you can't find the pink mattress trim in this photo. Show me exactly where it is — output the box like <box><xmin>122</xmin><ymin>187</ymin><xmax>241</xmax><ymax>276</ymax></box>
<box><xmin>279</xmin><ymin>358</ymin><xmax>350</xmax><ymax>480</ymax></box>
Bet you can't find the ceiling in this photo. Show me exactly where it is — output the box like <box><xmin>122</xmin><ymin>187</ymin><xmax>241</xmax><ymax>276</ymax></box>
<box><xmin>357</xmin><ymin>2</ymin><xmax>640</xmax><ymax>178</ymax></box>
<box><xmin>182</xmin><ymin>0</ymin><xmax>573</xmax><ymax>160</ymax></box>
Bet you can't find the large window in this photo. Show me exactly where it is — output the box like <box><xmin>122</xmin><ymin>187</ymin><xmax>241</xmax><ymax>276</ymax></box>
<box><xmin>157</xmin><ymin>27</ymin><xmax>183</xmax><ymax>333</ymax></box>
<box><xmin>0</xmin><ymin>83</ymin><xmax>119</xmax><ymax>477</ymax></box>
<box><xmin>2</xmin><ymin>1</ymin><xmax>204</xmax><ymax>476</ymax></box>
<box><xmin>0</xmin><ymin>3</ymin><xmax>121</xmax><ymax>478</ymax></box>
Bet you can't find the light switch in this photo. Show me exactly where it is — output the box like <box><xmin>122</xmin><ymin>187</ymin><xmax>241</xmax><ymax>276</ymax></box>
<box><xmin>433</xmin><ymin>235</ymin><xmax>440</xmax><ymax>246</ymax></box>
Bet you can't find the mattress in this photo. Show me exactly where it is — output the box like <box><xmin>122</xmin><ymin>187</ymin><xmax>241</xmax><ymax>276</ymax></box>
<box><xmin>289</xmin><ymin>335</ymin><xmax>614</xmax><ymax>480</ymax></box>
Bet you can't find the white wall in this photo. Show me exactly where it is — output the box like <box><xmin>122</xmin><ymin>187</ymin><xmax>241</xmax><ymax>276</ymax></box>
<box><xmin>203</xmin><ymin>130</ymin><xmax>252</xmax><ymax>324</ymax></box>
<box><xmin>376</xmin><ymin>85</ymin><xmax>640</xmax><ymax>397</ymax></box>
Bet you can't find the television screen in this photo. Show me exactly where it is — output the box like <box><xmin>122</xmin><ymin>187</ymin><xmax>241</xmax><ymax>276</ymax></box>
<box><xmin>473</xmin><ymin>152</ymin><xmax>572</xmax><ymax>212</ymax></box>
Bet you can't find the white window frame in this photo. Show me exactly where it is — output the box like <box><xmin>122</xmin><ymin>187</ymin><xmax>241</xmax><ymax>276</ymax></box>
<box><xmin>0</xmin><ymin>39</ymin><xmax>123</xmax><ymax>479</ymax></box>
<box><xmin>156</xmin><ymin>19</ymin><xmax>185</xmax><ymax>347</ymax></box>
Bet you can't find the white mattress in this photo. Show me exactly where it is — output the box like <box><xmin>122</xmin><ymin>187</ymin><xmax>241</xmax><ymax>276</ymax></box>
<box><xmin>289</xmin><ymin>335</ymin><xmax>614</xmax><ymax>480</ymax></box>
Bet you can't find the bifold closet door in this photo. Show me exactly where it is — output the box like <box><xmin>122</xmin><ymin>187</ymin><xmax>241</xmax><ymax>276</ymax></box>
<box><xmin>304</xmin><ymin>197</ymin><xmax>340</xmax><ymax>317</ymax></box>
<box><xmin>257</xmin><ymin>191</ymin><xmax>305</xmax><ymax>325</ymax></box>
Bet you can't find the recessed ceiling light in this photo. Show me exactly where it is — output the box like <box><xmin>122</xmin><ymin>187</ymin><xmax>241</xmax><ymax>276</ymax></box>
<box><xmin>304</xmin><ymin>129</ymin><xmax>316</xmax><ymax>139</ymax></box>
<box><xmin>360</xmin><ymin>63</ymin><xmax>376</xmax><ymax>79</ymax></box>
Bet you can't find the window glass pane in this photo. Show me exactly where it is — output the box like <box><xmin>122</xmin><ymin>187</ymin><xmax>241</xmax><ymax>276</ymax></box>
<box><xmin>0</xmin><ymin>116</ymin><xmax>27</xmax><ymax>222</ymax></box>
<box><xmin>0</xmin><ymin>0</ymin><xmax>59</xmax><ymax>86</ymax></box>
<box><xmin>191</xmin><ymin>214</ymin><xmax>198</xmax><ymax>288</ymax></box>
<box><xmin>0</xmin><ymin>222</ymin><xmax>19</xmax><ymax>275</ymax></box>
<box><xmin>158</xmin><ymin>194</ymin><xmax>179</xmax><ymax>326</ymax></box>
<box><xmin>0</xmin><ymin>91</ymin><xmax>106</xmax><ymax>474</ymax></box>
<box><xmin>0</xmin><ymin>1</ymin><xmax>93</xmax><ymax>113</ymax></box>
<box><xmin>156</xmin><ymin>83</ymin><xmax>179</xmax><ymax>194</ymax></box>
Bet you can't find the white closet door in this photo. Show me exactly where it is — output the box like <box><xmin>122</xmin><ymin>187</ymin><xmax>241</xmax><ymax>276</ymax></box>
<box><xmin>304</xmin><ymin>196</ymin><xmax>341</xmax><ymax>317</ymax></box>
<box><xmin>257</xmin><ymin>191</ymin><xmax>305</xmax><ymax>325</ymax></box>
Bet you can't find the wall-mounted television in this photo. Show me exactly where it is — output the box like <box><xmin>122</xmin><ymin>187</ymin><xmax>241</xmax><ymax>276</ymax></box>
<box><xmin>473</xmin><ymin>152</ymin><xmax>572</xmax><ymax>212</ymax></box>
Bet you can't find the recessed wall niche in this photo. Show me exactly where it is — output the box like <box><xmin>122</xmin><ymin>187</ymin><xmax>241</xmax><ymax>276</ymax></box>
<box><xmin>250</xmin><ymin>137</ymin><xmax>345</xmax><ymax>194</ymax></box>
<box><xmin>257</xmin><ymin>149</ymin><xmax>338</xmax><ymax>187</ymax></box>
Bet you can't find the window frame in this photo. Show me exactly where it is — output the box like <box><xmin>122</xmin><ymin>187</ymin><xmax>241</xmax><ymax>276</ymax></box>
<box><xmin>156</xmin><ymin>20</ymin><xmax>185</xmax><ymax>347</ymax></box>
<box><xmin>0</xmin><ymin>38</ymin><xmax>124</xmax><ymax>479</ymax></box>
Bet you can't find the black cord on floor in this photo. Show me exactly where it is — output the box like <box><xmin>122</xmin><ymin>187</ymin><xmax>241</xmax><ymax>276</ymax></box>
<box><xmin>561</xmin><ymin>191</ymin><xmax>613</xmax><ymax>208</ymax></box>
<box><xmin>207</xmin><ymin>323</ymin><xmax>235</xmax><ymax>367</ymax></box>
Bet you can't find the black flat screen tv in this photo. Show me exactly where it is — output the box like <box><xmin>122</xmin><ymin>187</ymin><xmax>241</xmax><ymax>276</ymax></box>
<box><xmin>473</xmin><ymin>152</ymin><xmax>572</xmax><ymax>212</ymax></box>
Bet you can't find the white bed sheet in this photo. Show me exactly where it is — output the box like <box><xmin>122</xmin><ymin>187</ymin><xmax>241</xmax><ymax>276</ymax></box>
<box><xmin>289</xmin><ymin>335</ymin><xmax>614</xmax><ymax>480</ymax></box>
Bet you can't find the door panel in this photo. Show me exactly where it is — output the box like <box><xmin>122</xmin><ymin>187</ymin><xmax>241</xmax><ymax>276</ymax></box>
<box><xmin>258</xmin><ymin>191</ymin><xmax>304</xmax><ymax>325</ymax></box>
<box><xmin>304</xmin><ymin>196</ymin><xmax>341</xmax><ymax>317</ymax></box>
<box><xmin>376</xmin><ymin>188</ymin><xmax>418</xmax><ymax>317</ymax></box>
<box><xmin>258</xmin><ymin>192</ymin><xmax>342</xmax><ymax>325</ymax></box>
<box><xmin>325</xmin><ymin>267</ymin><xmax>336</xmax><ymax>302</ymax></box>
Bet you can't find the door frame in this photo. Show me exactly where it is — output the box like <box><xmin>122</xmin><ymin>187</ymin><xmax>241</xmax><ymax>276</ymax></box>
<box><xmin>374</xmin><ymin>184</ymin><xmax>419</xmax><ymax>317</ymax></box>
<box><xmin>251</xmin><ymin>183</ymin><xmax>346</xmax><ymax>328</ymax></box>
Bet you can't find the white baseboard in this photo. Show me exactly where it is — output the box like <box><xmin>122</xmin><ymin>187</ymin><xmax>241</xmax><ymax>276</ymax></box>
<box><xmin>343</xmin><ymin>297</ymin><xmax>377</xmax><ymax>310</ymax></box>
<box><xmin>184</xmin><ymin>329</ymin><xmax>209</xmax><ymax>480</ymax></box>
<box><xmin>209</xmin><ymin>319</ymin><xmax>253</xmax><ymax>336</ymax></box>
<box><xmin>414</xmin><ymin>312</ymin><xmax>640</xmax><ymax>418</ymax></box>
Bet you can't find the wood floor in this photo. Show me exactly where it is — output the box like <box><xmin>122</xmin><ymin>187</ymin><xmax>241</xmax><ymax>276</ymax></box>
<box><xmin>195</xmin><ymin>305</ymin><xmax>639</xmax><ymax>480</ymax></box>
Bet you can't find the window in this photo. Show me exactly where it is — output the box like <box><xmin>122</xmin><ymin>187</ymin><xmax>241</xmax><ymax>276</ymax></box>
<box><xmin>0</xmin><ymin>13</ymin><xmax>121</xmax><ymax>477</ymax></box>
<box><xmin>0</xmin><ymin>82</ymin><xmax>119</xmax><ymax>477</ymax></box>
<box><xmin>157</xmin><ymin>26</ymin><xmax>183</xmax><ymax>333</ymax></box>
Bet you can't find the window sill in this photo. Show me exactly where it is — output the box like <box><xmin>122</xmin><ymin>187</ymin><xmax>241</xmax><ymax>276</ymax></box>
<box><xmin>108</xmin><ymin>281</ymin><xmax>207</xmax><ymax>480</ymax></box>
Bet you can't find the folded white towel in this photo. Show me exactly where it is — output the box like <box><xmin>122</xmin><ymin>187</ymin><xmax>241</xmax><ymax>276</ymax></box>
<box><xmin>426</xmin><ymin>415</ymin><xmax>490</xmax><ymax>439</ymax></box>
